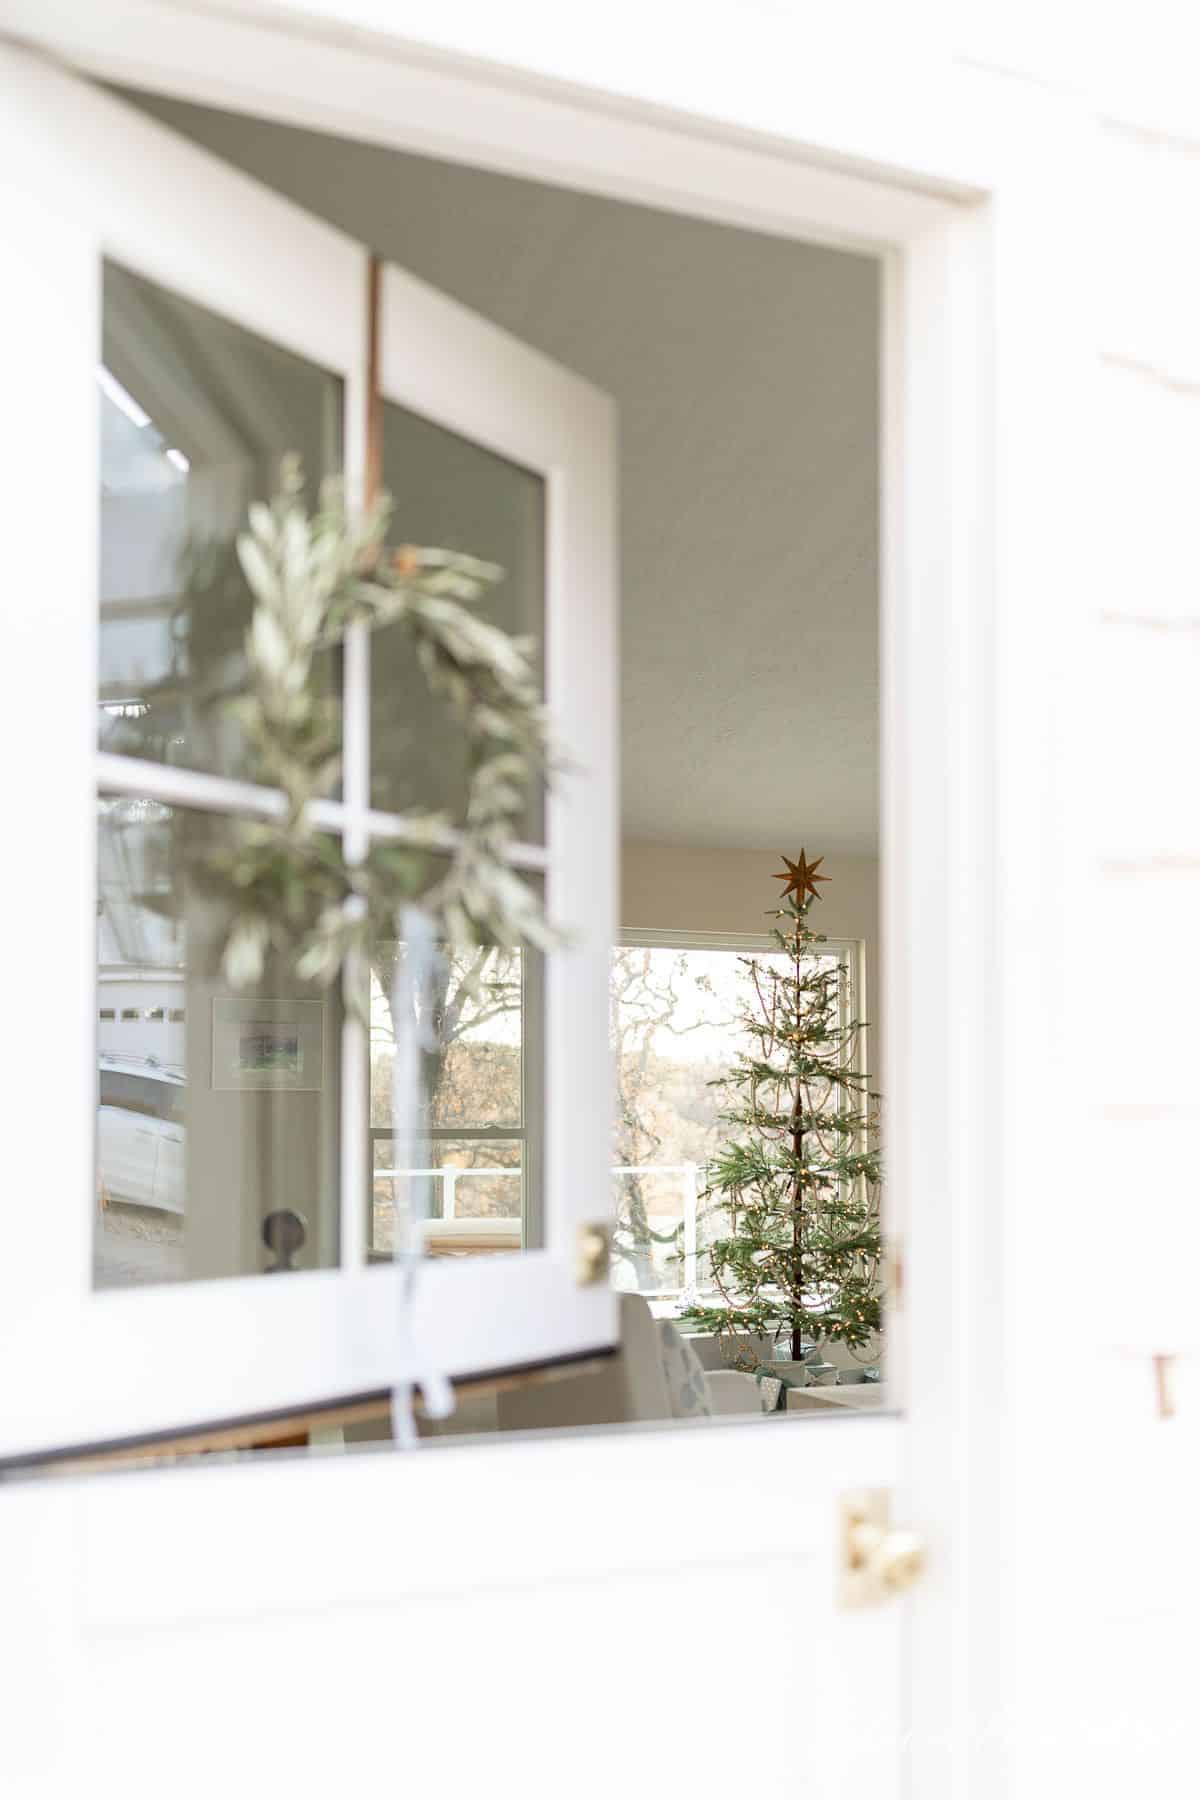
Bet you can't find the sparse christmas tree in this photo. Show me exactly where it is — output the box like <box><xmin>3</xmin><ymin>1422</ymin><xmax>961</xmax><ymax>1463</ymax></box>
<box><xmin>681</xmin><ymin>851</ymin><xmax>882</xmax><ymax>1367</ymax></box>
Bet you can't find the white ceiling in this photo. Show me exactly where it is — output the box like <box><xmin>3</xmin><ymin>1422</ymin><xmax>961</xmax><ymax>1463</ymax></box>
<box><xmin>131</xmin><ymin>95</ymin><xmax>880</xmax><ymax>855</ymax></box>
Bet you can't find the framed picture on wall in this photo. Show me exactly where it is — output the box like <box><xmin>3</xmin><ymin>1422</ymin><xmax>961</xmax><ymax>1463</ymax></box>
<box><xmin>211</xmin><ymin>997</ymin><xmax>326</xmax><ymax>1092</ymax></box>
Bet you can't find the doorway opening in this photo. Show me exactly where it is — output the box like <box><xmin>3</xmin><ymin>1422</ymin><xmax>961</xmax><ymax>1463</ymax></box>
<box><xmin>99</xmin><ymin>86</ymin><xmax>884</xmax><ymax>1443</ymax></box>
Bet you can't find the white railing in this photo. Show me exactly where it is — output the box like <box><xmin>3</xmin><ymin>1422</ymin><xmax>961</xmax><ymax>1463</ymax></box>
<box><xmin>372</xmin><ymin>1160</ymin><xmax>707</xmax><ymax>1285</ymax></box>
<box><xmin>371</xmin><ymin>1165</ymin><xmax>522</xmax><ymax>1221</ymax></box>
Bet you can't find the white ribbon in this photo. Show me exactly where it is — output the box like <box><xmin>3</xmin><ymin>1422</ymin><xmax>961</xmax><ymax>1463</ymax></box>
<box><xmin>389</xmin><ymin>904</ymin><xmax>456</xmax><ymax>1448</ymax></box>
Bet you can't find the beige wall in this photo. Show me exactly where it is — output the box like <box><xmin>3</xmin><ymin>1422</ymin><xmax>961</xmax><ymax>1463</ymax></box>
<box><xmin>620</xmin><ymin>840</ymin><xmax>882</xmax><ymax>1067</ymax></box>
<box><xmin>622</xmin><ymin>840</ymin><xmax>876</xmax><ymax>939</ymax></box>
<box><xmin>621</xmin><ymin>840</ymin><xmax>885</xmax><ymax>1378</ymax></box>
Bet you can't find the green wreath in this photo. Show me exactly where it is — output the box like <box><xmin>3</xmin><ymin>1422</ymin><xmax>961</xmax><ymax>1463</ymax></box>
<box><xmin>201</xmin><ymin>457</ymin><xmax>557</xmax><ymax>1005</ymax></box>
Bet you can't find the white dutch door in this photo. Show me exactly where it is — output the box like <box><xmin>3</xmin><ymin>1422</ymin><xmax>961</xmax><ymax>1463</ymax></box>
<box><xmin>0</xmin><ymin>48</ymin><xmax>926</xmax><ymax>1800</ymax></box>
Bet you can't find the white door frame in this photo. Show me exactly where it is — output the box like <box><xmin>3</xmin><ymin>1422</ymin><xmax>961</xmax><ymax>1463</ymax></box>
<box><xmin>0</xmin><ymin>14</ymin><xmax>1073</xmax><ymax>1797</ymax></box>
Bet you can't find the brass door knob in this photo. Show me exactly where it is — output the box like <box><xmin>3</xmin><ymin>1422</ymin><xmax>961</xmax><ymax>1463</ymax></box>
<box><xmin>840</xmin><ymin>1489</ymin><xmax>926</xmax><ymax>1607</ymax></box>
<box><xmin>850</xmin><ymin>1521</ymin><xmax>926</xmax><ymax>1592</ymax></box>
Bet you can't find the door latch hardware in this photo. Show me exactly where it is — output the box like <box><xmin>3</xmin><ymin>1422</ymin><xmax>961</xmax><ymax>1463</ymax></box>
<box><xmin>1153</xmin><ymin>1353</ymin><xmax>1178</xmax><ymax>1420</ymax></box>
<box><xmin>839</xmin><ymin>1488</ymin><xmax>925</xmax><ymax>1608</ymax></box>
<box><xmin>885</xmin><ymin>1240</ymin><xmax>905</xmax><ymax>1312</ymax></box>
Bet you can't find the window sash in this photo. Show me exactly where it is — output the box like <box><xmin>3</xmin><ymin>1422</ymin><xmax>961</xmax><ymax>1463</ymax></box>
<box><xmin>0</xmin><ymin>58</ymin><xmax>617</xmax><ymax>1460</ymax></box>
<box><xmin>98</xmin><ymin>690</ymin><xmax>550</xmax><ymax>1277</ymax></box>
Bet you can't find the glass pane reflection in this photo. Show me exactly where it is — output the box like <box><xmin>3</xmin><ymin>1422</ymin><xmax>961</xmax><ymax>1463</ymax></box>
<box><xmin>369</xmin><ymin>937</ymin><xmax>539</xmax><ymax>1259</ymax></box>
<box><xmin>98</xmin><ymin>261</ymin><xmax>343</xmax><ymax>779</ymax></box>
<box><xmin>94</xmin><ymin>795</ymin><xmax>340</xmax><ymax>1289</ymax></box>
<box><xmin>371</xmin><ymin>401</ymin><xmax>545</xmax><ymax>839</ymax></box>
<box><xmin>369</xmin><ymin>944</ymin><xmax>524</xmax><ymax>1130</ymax></box>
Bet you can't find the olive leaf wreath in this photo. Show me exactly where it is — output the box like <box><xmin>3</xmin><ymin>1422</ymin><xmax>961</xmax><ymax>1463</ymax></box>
<box><xmin>202</xmin><ymin>456</ymin><xmax>557</xmax><ymax>1007</ymax></box>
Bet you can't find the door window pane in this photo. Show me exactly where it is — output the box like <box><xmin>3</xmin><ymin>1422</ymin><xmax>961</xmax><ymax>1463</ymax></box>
<box><xmin>370</xmin><ymin>938</ymin><xmax>539</xmax><ymax>1256</ymax></box>
<box><xmin>94</xmin><ymin>795</ymin><xmax>341</xmax><ymax>1288</ymax></box>
<box><xmin>370</xmin><ymin>401</ymin><xmax>545</xmax><ymax>840</ymax></box>
<box><xmin>98</xmin><ymin>262</ymin><xmax>343</xmax><ymax>779</ymax></box>
<box><xmin>370</xmin><ymin>944</ymin><xmax>523</xmax><ymax>1131</ymax></box>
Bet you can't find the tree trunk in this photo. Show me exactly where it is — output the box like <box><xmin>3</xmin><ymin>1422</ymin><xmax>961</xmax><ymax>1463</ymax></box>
<box><xmin>790</xmin><ymin>1120</ymin><xmax>804</xmax><ymax>1362</ymax></box>
<box><xmin>621</xmin><ymin>1172</ymin><xmax>658</xmax><ymax>1290</ymax></box>
<box><xmin>790</xmin><ymin>927</ymin><xmax>805</xmax><ymax>1362</ymax></box>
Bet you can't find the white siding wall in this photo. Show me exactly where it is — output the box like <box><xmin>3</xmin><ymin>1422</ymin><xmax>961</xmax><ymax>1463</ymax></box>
<box><xmin>953</xmin><ymin>20</ymin><xmax>1200</xmax><ymax>1796</ymax></box>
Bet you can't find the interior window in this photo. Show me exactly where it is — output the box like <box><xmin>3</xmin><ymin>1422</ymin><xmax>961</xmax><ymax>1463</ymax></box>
<box><xmin>610</xmin><ymin>940</ymin><xmax>851</xmax><ymax>1312</ymax></box>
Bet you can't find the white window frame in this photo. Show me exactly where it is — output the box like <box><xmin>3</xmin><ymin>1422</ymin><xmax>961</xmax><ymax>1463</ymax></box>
<box><xmin>0</xmin><ymin>59</ymin><xmax>617</xmax><ymax>1464</ymax></box>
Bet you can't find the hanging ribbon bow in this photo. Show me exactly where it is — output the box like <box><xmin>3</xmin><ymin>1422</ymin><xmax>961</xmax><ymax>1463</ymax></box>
<box><xmin>389</xmin><ymin>904</ymin><xmax>456</xmax><ymax>1448</ymax></box>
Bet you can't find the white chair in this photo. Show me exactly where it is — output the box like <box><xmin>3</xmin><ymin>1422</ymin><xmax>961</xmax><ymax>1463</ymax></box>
<box><xmin>496</xmin><ymin>1294</ymin><xmax>764</xmax><ymax>1431</ymax></box>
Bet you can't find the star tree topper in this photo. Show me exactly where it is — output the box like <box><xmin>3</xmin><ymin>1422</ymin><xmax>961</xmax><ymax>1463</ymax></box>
<box><xmin>775</xmin><ymin>848</ymin><xmax>829</xmax><ymax>906</ymax></box>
